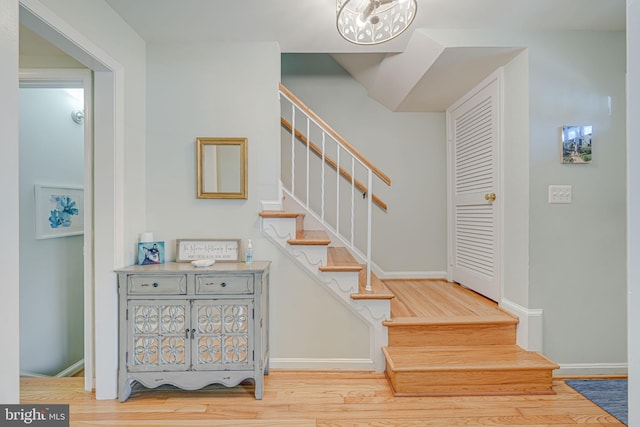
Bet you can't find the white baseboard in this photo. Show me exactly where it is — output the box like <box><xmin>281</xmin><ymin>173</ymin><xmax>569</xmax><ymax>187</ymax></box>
<box><xmin>20</xmin><ymin>359</ymin><xmax>84</xmax><ymax>378</ymax></box>
<box><xmin>55</xmin><ymin>359</ymin><xmax>84</xmax><ymax>377</ymax></box>
<box><xmin>19</xmin><ymin>370</ymin><xmax>49</xmax><ymax>378</ymax></box>
<box><xmin>269</xmin><ymin>358</ymin><xmax>374</xmax><ymax>371</ymax></box>
<box><xmin>555</xmin><ymin>363</ymin><xmax>628</xmax><ymax>377</ymax></box>
<box><xmin>499</xmin><ymin>298</ymin><xmax>543</xmax><ymax>352</ymax></box>
<box><xmin>380</xmin><ymin>271</ymin><xmax>448</xmax><ymax>280</ymax></box>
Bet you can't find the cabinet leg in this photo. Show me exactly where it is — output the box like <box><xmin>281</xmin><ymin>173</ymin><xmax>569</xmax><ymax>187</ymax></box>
<box><xmin>254</xmin><ymin>375</ymin><xmax>264</xmax><ymax>400</ymax></box>
<box><xmin>118</xmin><ymin>378</ymin><xmax>133</xmax><ymax>402</ymax></box>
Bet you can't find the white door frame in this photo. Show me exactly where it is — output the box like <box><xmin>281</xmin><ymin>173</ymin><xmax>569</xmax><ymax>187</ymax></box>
<box><xmin>446</xmin><ymin>69</ymin><xmax>504</xmax><ymax>302</ymax></box>
<box><xmin>20</xmin><ymin>0</ymin><xmax>126</xmax><ymax>399</ymax></box>
<box><xmin>19</xmin><ymin>69</ymin><xmax>93</xmax><ymax>390</ymax></box>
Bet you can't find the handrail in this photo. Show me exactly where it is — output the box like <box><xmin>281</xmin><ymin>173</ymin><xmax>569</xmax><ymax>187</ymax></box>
<box><xmin>279</xmin><ymin>83</ymin><xmax>390</xmax><ymax>291</ymax></box>
<box><xmin>279</xmin><ymin>83</ymin><xmax>391</xmax><ymax>187</ymax></box>
<box><xmin>281</xmin><ymin>117</ymin><xmax>388</xmax><ymax>211</ymax></box>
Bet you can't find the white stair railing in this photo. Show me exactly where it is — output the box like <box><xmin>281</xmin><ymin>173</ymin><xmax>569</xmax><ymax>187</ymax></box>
<box><xmin>279</xmin><ymin>84</ymin><xmax>391</xmax><ymax>291</ymax></box>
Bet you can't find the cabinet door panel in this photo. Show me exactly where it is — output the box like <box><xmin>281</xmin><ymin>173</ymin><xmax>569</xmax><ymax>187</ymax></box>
<box><xmin>193</xmin><ymin>300</ymin><xmax>253</xmax><ymax>370</ymax></box>
<box><xmin>129</xmin><ymin>300</ymin><xmax>189</xmax><ymax>372</ymax></box>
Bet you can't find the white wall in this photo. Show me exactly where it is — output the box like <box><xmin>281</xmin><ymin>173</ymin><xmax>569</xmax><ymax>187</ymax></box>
<box><xmin>526</xmin><ymin>31</ymin><xmax>626</xmax><ymax>371</ymax></box>
<box><xmin>0</xmin><ymin>0</ymin><xmax>20</xmax><ymax>404</ymax></box>
<box><xmin>502</xmin><ymin>50</ymin><xmax>530</xmax><ymax>307</ymax></box>
<box><xmin>627</xmin><ymin>0</ymin><xmax>639</xmax><ymax>423</ymax></box>
<box><xmin>145</xmin><ymin>42</ymin><xmax>370</xmax><ymax>365</ymax></box>
<box><xmin>282</xmin><ymin>54</ymin><xmax>448</xmax><ymax>275</ymax></box>
<box><xmin>19</xmin><ymin>87</ymin><xmax>84</xmax><ymax>375</ymax></box>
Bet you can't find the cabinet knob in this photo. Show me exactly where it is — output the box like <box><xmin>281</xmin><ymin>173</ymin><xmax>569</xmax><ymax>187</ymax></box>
<box><xmin>152</xmin><ymin>282</ymin><xmax>159</xmax><ymax>288</ymax></box>
<box><xmin>220</xmin><ymin>282</ymin><xmax>227</xmax><ymax>287</ymax></box>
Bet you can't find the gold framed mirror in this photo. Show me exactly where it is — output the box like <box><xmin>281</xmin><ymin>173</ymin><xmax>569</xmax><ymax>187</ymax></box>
<box><xmin>196</xmin><ymin>137</ymin><xmax>247</xmax><ymax>199</ymax></box>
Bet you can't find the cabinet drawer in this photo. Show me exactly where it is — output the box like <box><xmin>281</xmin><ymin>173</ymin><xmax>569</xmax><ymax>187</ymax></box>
<box><xmin>128</xmin><ymin>275</ymin><xmax>187</xmax><ymax>295</ymax></box>
<box><xmin>196</xmin><ymin>275</ymin><xmax>253</xmax><ymax>294</ymax></box>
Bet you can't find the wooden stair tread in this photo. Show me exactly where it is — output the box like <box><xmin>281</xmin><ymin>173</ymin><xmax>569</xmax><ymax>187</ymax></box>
<box><xmin>258</xmin><ymin>210</ymin><xmax>304</xmax><ymax>218</ymax></box>
<box><xmin>319</xmin><ymin>247</ymin><xmax>362</xmax><ymax>272</ymax></box>
<box><xmin>383</xmin><ymin>314</ymin><xmax>518</xmax><ymax>327</ymax></box>
<box><xmin>287</xmin><ymin>230</ymin><xmax>331</xmax><ymax>245</ymax></box>
<box><xmin>383</xmin><ymin>345</ymin><xmax>560</xmax><ymax>371</ymax></box>
<box><xmin>385</xmin><ymin>279</ymin><xmax>513</xmax><ymax>319</ymax></box>
<box><xmin>351</xmin><ymin>267</ymin><xmax>394</xmax><ymax>300</ymax></box>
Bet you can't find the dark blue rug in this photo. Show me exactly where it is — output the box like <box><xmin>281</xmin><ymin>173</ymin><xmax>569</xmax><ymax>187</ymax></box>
<box><xmin>566</xmin><ymin>379</ymin><xmax>627</xmax><ymax>425</ymax></box>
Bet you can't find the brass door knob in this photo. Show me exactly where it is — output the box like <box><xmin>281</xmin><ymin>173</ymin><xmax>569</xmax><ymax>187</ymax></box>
<box><xmin>484</xmin><ymin>192</ymin><xmax>496</xmax><ymax>201</ymax></box>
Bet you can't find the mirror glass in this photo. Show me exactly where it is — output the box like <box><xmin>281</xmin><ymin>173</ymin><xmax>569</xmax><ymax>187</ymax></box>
<box><xmin>197</xmin><ymin>137</ymin><xmax>247</xmax><ymax>199</ymax></box>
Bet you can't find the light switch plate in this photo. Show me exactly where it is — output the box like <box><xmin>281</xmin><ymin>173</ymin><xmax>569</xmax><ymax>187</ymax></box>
<box><xmin>548</xmin><ymin>185</ymin><xmax>572</xmax><ymax>203</ymax></box>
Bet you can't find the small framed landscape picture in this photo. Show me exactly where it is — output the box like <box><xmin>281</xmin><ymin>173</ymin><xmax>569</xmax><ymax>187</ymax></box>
<box><xmin>138</xmin><ymin>241</ymin><xmax>165</xmax><ymax>265</ymax></box>
<box><xmin>561</xmin><ymin>125</ymin><xmax>593</xmax><ymax>164</ymax></box>
<box><xmin>35</xmin><ymin>184</ymin><xmax>84</xmax><ymax>239</ymax></box>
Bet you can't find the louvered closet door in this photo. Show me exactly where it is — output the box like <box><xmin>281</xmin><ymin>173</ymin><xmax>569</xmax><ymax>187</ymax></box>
<box><xmin>449</xmin><ymin>75</ymin><xmax>500</xmax><ymax>302</ymax></box>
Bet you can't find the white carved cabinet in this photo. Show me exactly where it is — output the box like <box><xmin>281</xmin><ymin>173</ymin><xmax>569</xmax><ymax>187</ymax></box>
<box><xmin>116</xmin><ymin>261</ymin><xmax>270</xmax><ymax>401</ymax></box>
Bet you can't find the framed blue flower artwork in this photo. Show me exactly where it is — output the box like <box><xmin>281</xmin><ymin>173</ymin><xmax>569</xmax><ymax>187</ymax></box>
<box><xmin>35</xmin><ymin>184</ymin><xmax>84</xmax><ymax>239</ymax></box>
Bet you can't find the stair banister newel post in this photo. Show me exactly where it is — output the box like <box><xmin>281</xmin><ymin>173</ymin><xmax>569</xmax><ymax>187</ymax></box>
<box><xmin>306</xmin><ymin>117</ymin><xmax>310</xmax><ymax>209</ymax></box>
<box><xmin>336</xmin><ymin>147</ymin><xmax>340</xmax><ymax>236</ymax></box>
<box><xmin>321</xmin><ymin>132</ymin><xmax>326</xmax><ymax>222</ymax></box>
<box><xmin>351</xmin><ymin>157</ymin><xmax>355</xmax><ymax>247</ymax></box>
<box><xmin>366</xmin><ymin>170</ymin><xmax>373</xmax><ymax>291</ymax></box>
<box><xmin>290</xmin><ymin>103</ymin><xmax>295</xmax><ymax>196</ymax></box>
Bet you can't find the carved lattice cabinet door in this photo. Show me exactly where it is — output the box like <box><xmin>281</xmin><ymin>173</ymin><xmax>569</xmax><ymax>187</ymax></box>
<box><xmin>192</xmin><ymin>299</ymin><xmax>253</xmax><ymax>370</ymax></box>
<box><xmin>128</xmin><ymin>300</ymin><xmax>190</xmax><ymax>372</ymax></box>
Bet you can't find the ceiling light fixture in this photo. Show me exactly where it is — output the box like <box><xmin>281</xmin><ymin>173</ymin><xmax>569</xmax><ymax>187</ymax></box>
<box><xmin>337</xmin><ymin>0</ymin><xmax>417</xmax><ymax>45</ymax></box>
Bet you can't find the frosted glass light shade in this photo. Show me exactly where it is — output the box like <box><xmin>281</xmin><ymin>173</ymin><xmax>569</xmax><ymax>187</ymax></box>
<box><xmin>337</xmin><ymin>0</ymin><xmax>417</xmax><ymax>45</ymax></box>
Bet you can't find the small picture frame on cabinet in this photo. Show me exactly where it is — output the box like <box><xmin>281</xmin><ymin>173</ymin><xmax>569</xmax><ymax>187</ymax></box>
<box><xmin>137</xmin><ymin>241</ymin><xmax>165</xmax><ymax>265</ymax></box>
<box><xmin>176</xmin><ymin>238</ymin><xmax>241</xmax><ymax>262</ymax></box>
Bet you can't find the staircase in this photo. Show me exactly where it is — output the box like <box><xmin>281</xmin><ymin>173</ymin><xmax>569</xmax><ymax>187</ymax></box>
<box><xmin>269</xmin><ymin>83</ymin><xmax>558</xmax><ymax>394</ymax></box>
<box><xmin>381</xmin><ymin>280</ymin><xmax>559</xmax><ymax>396</ymax></box>
<box><xmin>259</xmin><ymin>200</ymin><xmax>559</xmax><ymax>394</ymax></box>
<box><xmin>259</xmin><ymin>203</ymin><xmax>394</xmax><ymax>372</ymax></box>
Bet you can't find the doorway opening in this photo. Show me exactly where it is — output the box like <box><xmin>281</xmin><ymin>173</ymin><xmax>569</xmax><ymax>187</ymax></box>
<box><xmin>19</xmin><ymin>69</ymin><xmax>93</xmax><ymax>384</ymax></box>
<box><xmin>20</xmin><ymin>0</ymin><xmax>125</xmax><ymax>398</ymax></box>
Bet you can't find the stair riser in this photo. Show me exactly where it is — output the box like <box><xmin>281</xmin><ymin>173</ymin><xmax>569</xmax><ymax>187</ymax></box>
<box><xmin>261</xmin><ymin>217</ymin><xmax>297</xmax><ymax>244</ymax></box>
<box><xmin>320</xmin><ymin>271</ymin><xmax>359</xmax><ymax>293</ymax></box>
<box><xmin>287</xmin><ymin>245</ymin><xmax>328</xmax><ymax>267</ymax></box>
<box><xmin>388</xmin><ymin>324</ymin><xmax>516</xmax><ymax>347</ymax></box>
<box><xmin>387</xmin><ymin>368</ymin><xmax>554</xmax><ymax>395</ymax></box>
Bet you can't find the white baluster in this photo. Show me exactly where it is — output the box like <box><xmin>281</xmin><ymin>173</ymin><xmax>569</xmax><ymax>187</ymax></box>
<box><xmin>291</xmin><ymin>104</ymin><xmax>295</xmax><ymax>196</ymax></box>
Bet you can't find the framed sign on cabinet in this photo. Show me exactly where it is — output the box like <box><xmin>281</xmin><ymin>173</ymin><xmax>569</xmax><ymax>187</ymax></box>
<box><xmin>175</xmin><ymin>238</ymin><xmax>241</xmax><ymax>262</ymax></box>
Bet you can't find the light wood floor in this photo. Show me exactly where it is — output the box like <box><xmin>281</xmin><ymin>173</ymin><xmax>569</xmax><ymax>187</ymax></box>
<box><xmin>20</xmin><ymin>280</ymin><xmax>622</xmax><ymax>425</ymax></box>
<box><xmin>384</xmin><ymin>279</ymin><xmax>513</xmax><ymax>320</ymax></box>
<box><xmin>20</xmin><ymin>373</ymin><xmax>625</xmax><ymax>426</ymax></box>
